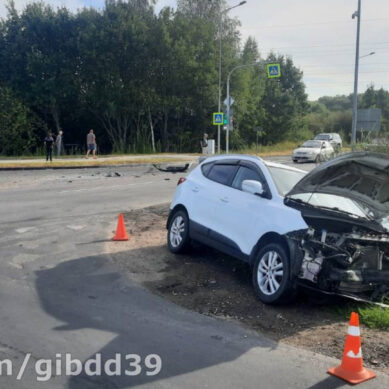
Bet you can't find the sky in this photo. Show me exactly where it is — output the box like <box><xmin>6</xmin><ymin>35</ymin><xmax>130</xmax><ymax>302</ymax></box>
<box><xmin>1</xmin><ymin>0</ymin><xmax>389</xmax><ymax>100</ymax></box>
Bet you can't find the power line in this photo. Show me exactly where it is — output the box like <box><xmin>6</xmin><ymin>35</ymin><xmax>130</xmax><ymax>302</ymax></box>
<box><xmin>260</xmin><ymin>41</ymin><xmax>389</xmax><ymax>51</ymax></box>
<box><xmin>307</xmin><ymin>82</ymin><xmax>389</xmax><ymax>86</ymax></box>
<box><xmin>303</xmin><ymin>70</ymin><xmax>389</xmax><ymax>75</ymax></box>
<box><xmin>274</xmin><ymin>49</ymin><xmax>389</xmax><ymax>59</ymax></box>
<box><xmin>301</xmin><ymin>62</ymin><xmax>389</xmax><ymax>68</ymax></box>
<box><xmin>245</xmin><ymin>18</ymin><xmax>389</xmax><ymax>30</ymax></box>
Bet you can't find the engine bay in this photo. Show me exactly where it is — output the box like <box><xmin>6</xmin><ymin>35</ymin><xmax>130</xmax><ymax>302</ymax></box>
<box><xmin>287</xmin><ymin>224</ymin><xmax>389</xmax><ymax>304</ymax></box>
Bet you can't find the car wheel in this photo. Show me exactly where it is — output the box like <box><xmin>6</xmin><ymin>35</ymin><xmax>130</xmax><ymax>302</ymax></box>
<box><xmin>167</xmin><ymin>210</ymin><xmax>190</xmax><ymax>254</ymax></box>
<box><xmin>292</xmin><ymin>159</ymin><xmax>298</xmax><ymax>163</ymax></box>
<box><xmin>252</xmin><ymin>243</ymin><xmax>296</xmax><ymax>304</ymax></box>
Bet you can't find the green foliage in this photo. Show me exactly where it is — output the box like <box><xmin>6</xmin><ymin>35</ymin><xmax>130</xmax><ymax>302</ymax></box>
<box><xmin>318</xmin><ymin>95</ymin><xmax>352</xmax><ymax>112</ymax></box>
<box><xmin>360</xmin><ymin>85</ymin><xmax>389</xmax><ymax>135</ymax></box>
<box><xmin>260</xmin><ymin>55</ymin><xmax>308</xmax><ymax>145</ymax></box>
<box><xmin>1</xmin><ymin>0</ymin><xmax>388</xmax><ymax>155</ymax></box>
<box><xmin>308</xmin><ymin>86</ymin><xmax>389</xmax><ymax>142</ymax></box>
<box><xmin>0</xmin><ymin>86</ymin><xmax>42</xmax><ymax>156</ymax></box>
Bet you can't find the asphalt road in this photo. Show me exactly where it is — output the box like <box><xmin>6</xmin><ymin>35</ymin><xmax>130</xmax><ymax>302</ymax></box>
<box><xmin>0</xmin><ymin>157</ymin><xmax>387</xmax><ymax>388</ymax></box>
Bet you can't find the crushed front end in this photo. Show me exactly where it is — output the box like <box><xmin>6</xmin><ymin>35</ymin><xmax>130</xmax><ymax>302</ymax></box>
<box><xmin>284</xmin><ymin>152</ymin><xmax>389</xmax><ymax>304</ymax></box>
<box><xmin>287</xmin><ymin>226</ymin><xmax>389</xmax><ymax>303</ymax></box>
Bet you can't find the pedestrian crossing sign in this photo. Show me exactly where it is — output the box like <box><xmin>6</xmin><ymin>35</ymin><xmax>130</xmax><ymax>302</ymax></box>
<box><xmin>267</xmin><ymin>63</ymin><xmax>281</xmax><ymax>79</ymax></box>
<box><xmin>213</xmin><ymin>112</ymin><xmax>224</xmax><ymax>125</ymax></box>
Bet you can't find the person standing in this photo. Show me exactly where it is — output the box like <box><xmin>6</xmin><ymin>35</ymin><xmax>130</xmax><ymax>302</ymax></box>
<box><xmin>200</xmin><ymin>133</ymin><xmax>209</xmax><ymax>155</ymax></box>
<box><xmin>44</xmin><ymin>132</ymin><xmax>54</xmax><ymax>162</ymax></box>
<box><xmin>56</xmin><ymin>130</ymin><xmax>64</xmax><ymax>157</ymax></box>
<box><xmin>85</xmin><ymin>129</ymin><xmax>97</xmax><ymax>159</ymax></box>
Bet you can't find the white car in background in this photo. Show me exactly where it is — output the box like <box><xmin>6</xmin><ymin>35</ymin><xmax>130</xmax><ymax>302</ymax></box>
<box><xmin>166</xmin><ymin>153</ymin><xmax>389</xmax><ymax>305</ymax></box>
<box><xmin>292</xmin><ymin>140</ymin><xmax>334</xmax><ymax>163</ymax></box>
<box><xmin>314</xmin><ymin>133</ymin><xmax>343</xmax><ymax>150</ymax></box>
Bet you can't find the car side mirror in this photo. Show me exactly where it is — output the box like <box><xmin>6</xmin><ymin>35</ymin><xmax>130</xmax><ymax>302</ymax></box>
<box><xmin>242</xmin><ymin>180</ymin><xmax>264</xmax><ymax>196</ymax></box>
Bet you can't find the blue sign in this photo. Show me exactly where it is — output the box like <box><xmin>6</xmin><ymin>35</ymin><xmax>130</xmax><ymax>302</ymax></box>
<box><xmin>267</xmin><ymin>63</ymin><xmax>281</xmax><ymax>79</ymax></box>
<box><xmin>213</xmin><ymin>112</ymin><xmax>224</xmax><ymax>125</ymax></box>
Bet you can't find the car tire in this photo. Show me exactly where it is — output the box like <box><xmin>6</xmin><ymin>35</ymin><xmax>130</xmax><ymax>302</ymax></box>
<box><xmin>167</xmin><ymin>209</ymin><xmax>190</xmax><ymax>254</ymax></box>
<box><xmin>292</xmin><ymin>159</ymin><xmax>298</xmax><ymax>163</ymax></box>
<box><xmin>252</xmin><ymin>243</ymin><xmax>296</xmax><ymax>304</ymax></box>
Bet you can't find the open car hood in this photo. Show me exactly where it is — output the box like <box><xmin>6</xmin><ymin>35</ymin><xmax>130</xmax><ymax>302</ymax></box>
<box><xmin>285</xmin><ymin>152</ymin><xmax>389</xmax><ymax>230</ymax></box>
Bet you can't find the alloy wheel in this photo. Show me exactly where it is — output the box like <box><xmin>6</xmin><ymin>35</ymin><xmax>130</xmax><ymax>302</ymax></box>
<box><xmin>257</xmin><ymin>250</ymin><xmax>284</xmax><ymax>296</ymax></box>
<box><xmin>169</xmin><ymin>216</ymin><xmax>185</xmax><ymax>248</ymax></box>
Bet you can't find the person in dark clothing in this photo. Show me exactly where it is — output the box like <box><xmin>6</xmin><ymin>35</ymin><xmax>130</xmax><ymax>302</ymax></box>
<box><xmin>44</xmin><ymin>133</ymin><xmax>54</xmax><ymax>162</ymax></box>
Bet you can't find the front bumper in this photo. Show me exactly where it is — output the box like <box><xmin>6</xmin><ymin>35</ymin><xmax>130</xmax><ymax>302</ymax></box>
<box><xmin>293</xmin><ymin>155</ymin><xmax>315</xmax><ymax>162</ymax></box>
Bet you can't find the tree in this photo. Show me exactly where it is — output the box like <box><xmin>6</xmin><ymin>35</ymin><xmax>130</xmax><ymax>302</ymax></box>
<box><xmin>260</xmin><ymin>54</ymin><xmax>308</xmax><ymax>144</ymax></box>
<box><xmin>1</xmin><ymin>2</ymin><xmax>80</xmax><ymax>134</ymax></box>
<box><xmin>0</xmin><ymin>86</ymin><xmax>42</xmax><ymax>155</ymax></box>
<box><xmin>177</xmin><ymin>0</ymin><xmax>225</xmax><ymax>19</ymax></box>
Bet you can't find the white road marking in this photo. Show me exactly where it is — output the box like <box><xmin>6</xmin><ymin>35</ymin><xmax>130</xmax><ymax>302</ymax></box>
<box><xmin>59</xmin><ymin>181</ymin><xmax>155</xmax><ymax>194</ymax></box>
<box><xmin>15</xmin><ymin>227</ymin><xmax>36</xmax><ymax>234</ymax></box>
<box><xmin>67</xmin><ymin>225</ymin><xmax>86</xmax><ymax>231</ymax></box>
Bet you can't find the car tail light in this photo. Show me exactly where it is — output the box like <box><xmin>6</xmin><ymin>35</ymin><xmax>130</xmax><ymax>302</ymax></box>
<box><xmin>177</xmin><ymin>177</ymin><xmax>186</xmax><ymax>186</ymax></box>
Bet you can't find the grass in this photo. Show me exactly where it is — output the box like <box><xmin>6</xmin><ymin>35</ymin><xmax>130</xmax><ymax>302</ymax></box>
<box><xmin>333</xmin><ymin>303</ymin><xmax>389</xmax><ymax>330</ymax></box>
<box><xmin>0</xmin><ymin>156</ymin><xmax>195</xmax><ymax>169</ymax></box>
<box><xmin>236</xmin><ymin>141</ymin><xmax>300</xmax><ymax>157</ymax></box>
<box><xmin>0</xmin><ymin>141</ymin><xmax>374</xmax><ymax>168</ymax></box>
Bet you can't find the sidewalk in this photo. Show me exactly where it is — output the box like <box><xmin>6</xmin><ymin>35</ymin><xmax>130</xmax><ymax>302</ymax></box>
<box><xmin>0</xmin><ymin>154</ymin><xmax>199</xmax><ymax>170</ymax></box>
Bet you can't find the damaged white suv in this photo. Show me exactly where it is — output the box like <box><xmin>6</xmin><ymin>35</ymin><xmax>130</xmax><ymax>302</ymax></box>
<box><xmin>167</xmin><ymin>153</ymin><xmax>389</xmax><ymax>305</ymax></box>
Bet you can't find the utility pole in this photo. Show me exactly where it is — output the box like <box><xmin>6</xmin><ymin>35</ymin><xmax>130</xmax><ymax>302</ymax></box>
<box><xmin>351</xmin><ymin>0</ymin><xmax>362</xmax><ymax>151</ymax></box>
<box><xmin>217</xmin><ymin>17</ymin><xmax>222</xmax><ymax>154</ymax></box>
<box><xmin>217</xmin><ymin>1</ymin><xmax>247</xmax><ymax>154</ymax></box>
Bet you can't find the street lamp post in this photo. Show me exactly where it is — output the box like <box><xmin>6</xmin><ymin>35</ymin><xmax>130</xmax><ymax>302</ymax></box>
<box><xmin>351</xmin><ymin>0</ymin><xmax>362</xmax><ymax>151</ymax></box>
<box><xmin>217</xmin><ymin>1</ymin><xmax>247</xmax><ymax>154</ymax></box>
<box><xmin>359</xmin><ymin>51</ymin><xmax>375</xmax><ymax>59</ymax></box>
<box><xmin>226</xmin><ymin>62</ymin><xmax>259</xmax><ymax>153</ymax></box>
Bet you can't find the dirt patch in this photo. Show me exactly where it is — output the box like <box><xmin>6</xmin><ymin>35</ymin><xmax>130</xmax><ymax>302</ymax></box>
<box><xmin>106</xmin><ymin>204</ymin><xmax>389</xmax><ymax>373</ymax></box>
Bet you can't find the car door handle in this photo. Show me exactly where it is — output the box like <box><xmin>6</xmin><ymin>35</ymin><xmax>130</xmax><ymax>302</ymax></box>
<box><xmin>192</xmin><ymin>187</ymin><xmax>200</xmax><ymax>193</ymax></box>
<box><xmin>220</xmin><ymin>197</ymin><xmax>229</xmax><ymax>203</ymax></box>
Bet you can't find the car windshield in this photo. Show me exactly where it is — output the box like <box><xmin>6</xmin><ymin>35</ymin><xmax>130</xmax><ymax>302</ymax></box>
<box><xmin>315</xmin><ymin>135</ymin><xmax>330</xmax><ymax>141</ymax></box>
<box><xmin>267</xmin><ymin>166</ymin><xmax>306</xmax><ymax>196</ymax></box>
<box><xmin>301</xmin><ymin>140</ymin><xmax>322</xmax><ymax>148</ymax></box>
<box><xmin>288</xmin><ymin>192</ymin><xmax>379</xmax><ymax>222</ymax></box>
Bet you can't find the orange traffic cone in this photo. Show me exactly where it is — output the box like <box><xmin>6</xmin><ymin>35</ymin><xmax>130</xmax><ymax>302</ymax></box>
<box><xmin>328</xmin><ymin>312</ymin><xmax>376</xmax><ymax>384</ymax></box>
<box><xmin>113</xmin><ymin>213</ymin><xmax>129</xmax><ymax>241</ymax></box>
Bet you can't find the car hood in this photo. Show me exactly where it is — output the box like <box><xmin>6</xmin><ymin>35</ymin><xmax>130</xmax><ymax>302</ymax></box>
<box><xmin>285</xmin><ymin>152</ymin><xmax>389</xmax><ymax>230</ymax></box>
<box><xmin>293</xmin><ymin>147</ymin><xmax>319</xmax><ymax>153</ymax></box>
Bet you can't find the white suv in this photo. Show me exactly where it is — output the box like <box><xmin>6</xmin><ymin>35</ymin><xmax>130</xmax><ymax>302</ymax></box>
<box><xmin>167</xmin><ymin>155</ymin><xmax>308</xmax><ymax>304</ymax></box>
<box><xmin>167</xmin><ymin>153</ymin><xmax>389</xmax><ymax>305</ymax></box>
<box><xmin>314</xmin><ymin>133</ymin><xmax>342</xmax><ymax>150</ymax></box>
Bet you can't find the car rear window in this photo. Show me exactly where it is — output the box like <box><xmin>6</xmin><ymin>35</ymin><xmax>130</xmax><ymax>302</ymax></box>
<box><xmin>207</xmin><ymin>164</ymin><xmax>237</xmax><ymax>186</ymax></box>
<box><xmin>201</xmin><ymin>162</ymin><xmax>213</xmax><ymax>177</ymax></box>
<box><xmin>315</xmin><ymin>134</ymin><xmax>330</xmax><ymax>140</ymax></box>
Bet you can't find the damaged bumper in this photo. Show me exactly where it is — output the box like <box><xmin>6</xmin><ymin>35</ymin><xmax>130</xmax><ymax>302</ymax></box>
<box><xmin>287</xmin><ymin>228</ymin><xmax>389</xmax><ymax>304</ymax></box>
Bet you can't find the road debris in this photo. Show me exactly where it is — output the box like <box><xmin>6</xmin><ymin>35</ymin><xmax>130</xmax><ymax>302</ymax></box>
<box><xmin>153</xmin><ymin>163</ymin><xmax>191</xmax><ymax>173</ymax></box>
